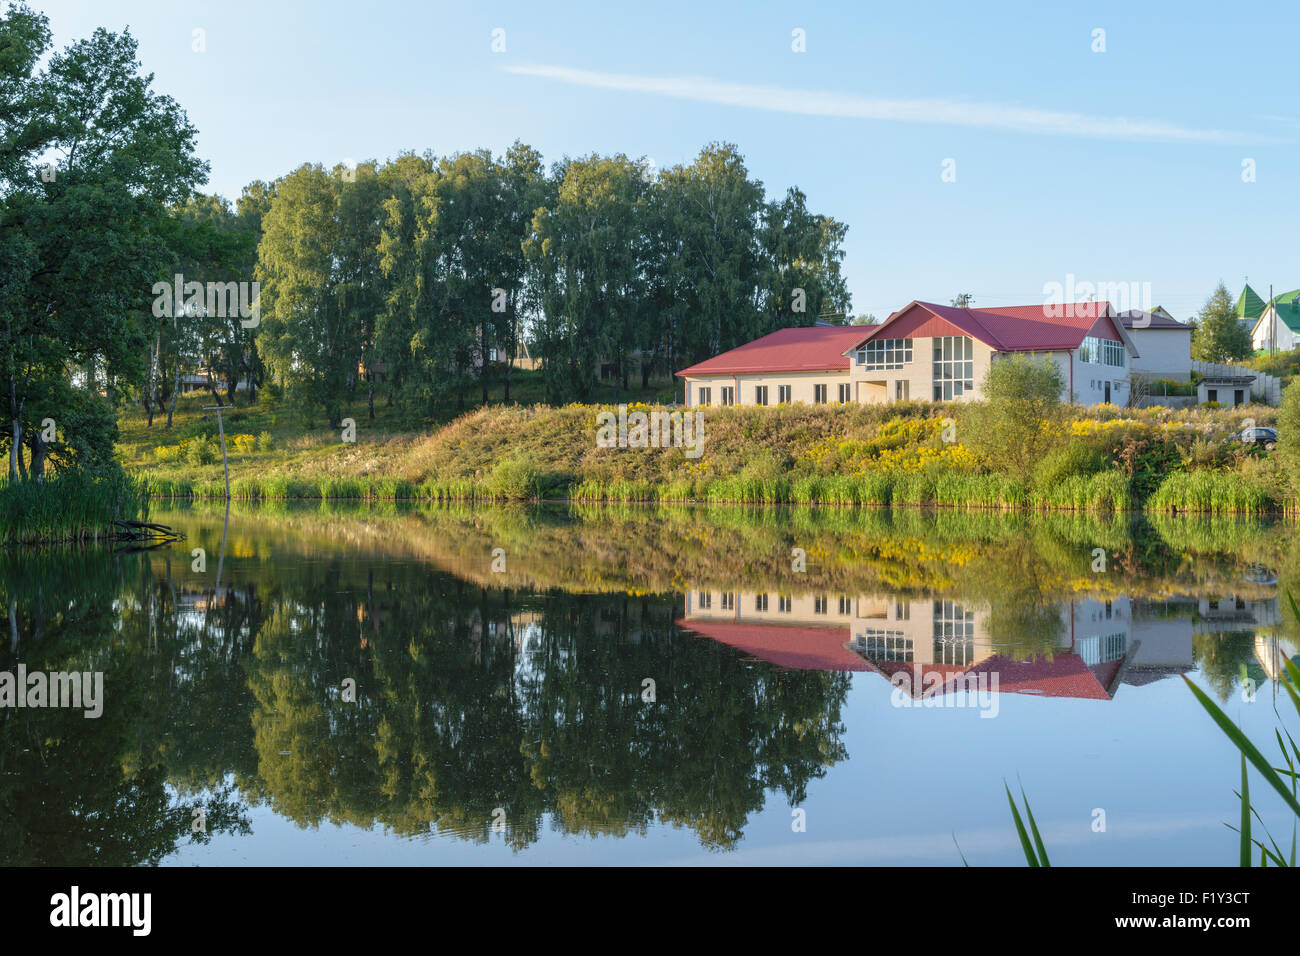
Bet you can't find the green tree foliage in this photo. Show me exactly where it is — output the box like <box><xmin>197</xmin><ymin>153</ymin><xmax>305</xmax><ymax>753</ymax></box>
<box><xmin>1277</xmin><ymin>378</ymin><xmax>1300</xmax><ymax>498</ymax></box>
<box><xmin>964</xmin><ymin>354</ymin><xmax>1067</xmax><ymax>482</ymax></box>
<box><xmin>256</xmin><ymin>163</ymin><xmax>354</xmax><ymax>428</ymax></box>
<box><xmin>0</xmin><ymin>4</ymin><xmax>207</xmax><ymax>479</ymax></box>
<box><xmin>1192</xmin><ymin>281</ymin><xmax>1253</xmax><ymax>362</ymax></box>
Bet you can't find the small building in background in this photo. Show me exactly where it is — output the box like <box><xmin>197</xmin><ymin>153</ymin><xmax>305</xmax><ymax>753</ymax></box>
<box><xmin>1197</xmin><ymin>373</ymin><xmax>1256</xmax><ymax>407</ymax></box>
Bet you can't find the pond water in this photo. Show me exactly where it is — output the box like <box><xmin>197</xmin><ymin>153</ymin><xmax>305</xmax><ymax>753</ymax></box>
<box><xmin>2</xmin><ymin>502</ymin><xmax>1297</xmax><ymax>865</ymax></box>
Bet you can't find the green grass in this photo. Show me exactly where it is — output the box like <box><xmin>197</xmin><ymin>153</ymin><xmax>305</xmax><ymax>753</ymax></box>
<box><xmin>1146</xmin><ymin>470</ymin><xmax>1279</xmax><ymax>515</ymax></box>
<box><xmin>1</xmin><ymin>471</ymin><xmax>147</xmax><ymax>545</ymax></box>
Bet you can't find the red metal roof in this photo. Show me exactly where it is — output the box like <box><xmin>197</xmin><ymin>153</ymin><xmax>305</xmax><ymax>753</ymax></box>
<box><xmin>870</xmin><ymin>654</ymin><xmax>1119</xmax><ymax>700</ymax></box>
<box><xmin>675</xmin><ymin>325</ymin><xmax>867</xmax><ymax>377</ymax></box>
<box><xmin>852</xmin><ymin>301</ymin><xmax>1125</xmax><ymax>353</ymax></box>
<box><xmin>676</xmin><ymin>619</ymin><xmax>871</xmax><ymax>671</ymax></box>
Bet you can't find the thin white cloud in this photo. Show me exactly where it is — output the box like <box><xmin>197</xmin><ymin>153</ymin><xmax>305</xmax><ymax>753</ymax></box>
<box><xmin>504</xmin><ymin>63</ymin><xmax>1242</xmax><ymax>144</ymax></box>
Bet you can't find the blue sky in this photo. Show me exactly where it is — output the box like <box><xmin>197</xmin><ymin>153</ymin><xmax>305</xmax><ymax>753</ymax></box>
<box><xmin>37</xmin><ymin>0</ymin><xmax>1300</xmax><ymax>320</ymax></box>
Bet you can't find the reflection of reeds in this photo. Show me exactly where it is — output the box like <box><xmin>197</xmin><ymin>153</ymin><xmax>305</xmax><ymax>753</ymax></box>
<box><xmin>1185</xmin><ymin>592</ymin><xmax>1300</xmax><ymax>867</ymax></box>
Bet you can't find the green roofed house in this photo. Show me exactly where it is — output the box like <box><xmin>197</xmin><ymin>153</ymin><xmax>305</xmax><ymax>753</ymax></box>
<box><xmin>1252</xmin><ymin>288</ymin><xmax>1300</xmax><ymax>352</ymax></box>
<box><xmin>1234</xmin><ymin>283</ymin><xmax>1267</xmax><ymax>322</ymax></box>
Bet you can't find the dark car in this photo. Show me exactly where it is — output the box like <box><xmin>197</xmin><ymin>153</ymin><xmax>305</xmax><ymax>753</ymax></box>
<box><xmin>1234</xmin><ymin>426</ymin><xmax>1277</xmax><ymax>449</ymax></box>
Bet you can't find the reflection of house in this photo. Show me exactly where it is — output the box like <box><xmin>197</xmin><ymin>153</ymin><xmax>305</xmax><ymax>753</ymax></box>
<box><xmin>1254</xmin><ymin>636</ymin><xmax>1300</xmax><ymax>684</ymax></box>
<box><xmin>679</xmin><ymin>589</ymin><xmax>1139</xmax><ymax>700</ymax></box>
<box><xmin>679</xmin><ymin>586</ymin><xmax>1292</xmax><ymax>701</ymax></box>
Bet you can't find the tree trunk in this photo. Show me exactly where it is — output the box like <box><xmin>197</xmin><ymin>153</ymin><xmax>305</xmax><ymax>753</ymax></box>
<box><xmin>167</xmin><ymin>366</ymin><xmax>181</xmax><ymax>428</ymax></box>
<box><xmin>28</xmin><ymin>432</ymin><xmax>46</xmax><ymax>482</ymax></box>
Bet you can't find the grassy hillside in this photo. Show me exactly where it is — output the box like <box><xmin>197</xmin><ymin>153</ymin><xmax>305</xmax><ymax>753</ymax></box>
<box><xmin>116</xmin><ymin>390</ymin><xmax>1294</xmax><ymax>515</ymax></box>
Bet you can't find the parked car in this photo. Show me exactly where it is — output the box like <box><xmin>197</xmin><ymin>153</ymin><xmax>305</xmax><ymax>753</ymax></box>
<box><xmin>1233</xmin><ymin>426</ymin><xmax>1277</xmax><ymax>449</ymax></box>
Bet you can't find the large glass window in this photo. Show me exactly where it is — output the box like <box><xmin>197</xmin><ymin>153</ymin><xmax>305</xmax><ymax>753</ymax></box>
<box><xmin>1080</xmin><ymin>336</ymin><xmax>1125</xmax><ymax>367</ymax></box>
<box><xmin>932</xmin><ymin>336</ymin><xmax>974</xmax><ymax>400</ymax></box>
<box><xmin>933</xmin><ymin>600</ymin><xmax>975</xmax><ymax>666</ymax></box>
<box><xmin>857</xmin><ymin>338</ymin><xmax>913</xmax><ymax>370</ymax></box>
<box><xmin>754</xmin><ymin>385</ymin><xmax>768</xmax><ymax>406</ymax></box>
<box><xmin>697</xmin><ymin>387</ymin><xmax>711</xmax><ymax>406</ymax></box>
<box><xmin>862</xmin><ymin>629</ymin><xmax>913</xmax><ymax>662</ymax></box>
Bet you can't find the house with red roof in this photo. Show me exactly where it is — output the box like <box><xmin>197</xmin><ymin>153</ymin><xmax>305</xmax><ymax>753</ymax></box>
<box><xmin>676</xmin><ymin>300</ymin><xmax>1140</xmax><ymax>407</ymax></box>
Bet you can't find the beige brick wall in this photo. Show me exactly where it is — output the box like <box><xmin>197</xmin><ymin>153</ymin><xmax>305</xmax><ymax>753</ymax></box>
<box><xmin>683</xmin><ymin>370</ymin><xmax>852</xmax><ymax>407</ymax></box>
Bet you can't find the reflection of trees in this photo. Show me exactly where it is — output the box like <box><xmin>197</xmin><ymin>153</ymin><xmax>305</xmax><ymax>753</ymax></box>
<box><xmin>0</xmin><ymin>552</ymin><xmax>251</xmax><ymax>865</ymax></box>
<box><xmin>240</xmin><ymin>568</ymin><xmax>850</xmax><ymax>851</ymax></box>
<box><xmin>1193</xmin><ymin>632</ymin><xmax>1266</xmax><ymax>701</ymax></box>
<box><xmin>2</xmin><ymin>541</ymin><xmax>852</xmax><ymax>861</ymax></box>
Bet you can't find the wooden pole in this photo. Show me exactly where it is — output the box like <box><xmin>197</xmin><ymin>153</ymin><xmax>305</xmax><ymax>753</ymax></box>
<box><xmin>203</xmin><ymin>405</ymin><xmax>234</xmax><ymax>499</ymax></box>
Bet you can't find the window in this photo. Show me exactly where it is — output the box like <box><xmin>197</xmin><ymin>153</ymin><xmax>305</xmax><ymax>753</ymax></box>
<box><xmin>857</xmin><ymin>338</ymin><xmax>913</xmax><ymax>370</ymax></box>
<box><xmin>862</xmin><ymin>629</ymin><xmax>913</xmax><ymax>662</ymax></box>
<box><xmin>895</xmin><ymin>380</ymin><xmax>909</xmax><ymax>401</ymax></box>
<box><xmin>697</xmin><ymin>387</ymin><xmax>711</xmax><ymax>406</ymax></box>
<box><xmin>697</xmin><ymin>591</ymin><xmax>711</xmax><ymax>609</ymax></box>
<box><xmin>778</xmin><ymin>385</ymin><xmax>792</xmax><ymax>403</ymax></box>
<box><xmin>755</xmin><ymin>593</ymin><xmax>768</xmax><ymax>612</ymax></box>
<box><xmin>814</xmin><ymin>383</ymin><xmax>827</xmax><ymax>403</ymax></box>
<box><xmin>932</xmin><ymin>336</ymin><xmax>974</xmax><ymax>400</ymax></box>
<box><xmin>720</xmin><ymin>592</ymin><xmax>735</xmax><ymax>611</ymax></box>
<box><xmin>838</xmin><ymin>595</ymin><xmax>850</xmax><ymax>615</ymax></box>
<box><xmin>933</xmin><ymin>600</ymin><xmax>975</xmax><ymax>666</ymax></box>
<box><xmin>895</xmin><ymin>601</ymin><xmax>910</xmax><ymax>621</ymax></box>
<box><xmin>754</xmin><ymin>385</ymin><xmax>768</xmax><ymax>406</ymax></box>
<box><xmin>1207</xmin><ymin>389</ymin><xmax>1218</xmax><ymax>403</ymax></box>
<box><xmin>778</xmin><ymin>595</ymin><xmax>791</xmax><ymax>613</ymax></box>
<box><xmin>1081</xmin><ymin>336</ymin><xmax>1125</xmax><ymax>367</ymax></box>
<box><xmin>838</xmin><ymin>383</ymin><xmax>850</xmax><ymax>403</ymax></box>
<box><xmin>814</xmin><ymin>595</ymin><xmax>828</xmax><ymax>615</ymax></box>
<box><xmin>721</xmin><ymin>386</ymin><xmax>735</xmax><ymax>406</ymax></box>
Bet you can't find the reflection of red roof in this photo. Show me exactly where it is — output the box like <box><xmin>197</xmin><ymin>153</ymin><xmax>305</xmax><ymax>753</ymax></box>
<box><xmin>675</xmin><ymin>326</ymin><xmax>867</xmax><ymax>377</ymax></box>
<box><xmin>677</xmin><ymin>619</ymin><xmax>870</xmax><ymax>671</ymax></box>
<box><xmin>851</xmin><ymin>301</ymin><xmax>1128</xmax><ymax>353</ymax></box>
<box><xmin>870</xmin><ymin>653</ymin><xmax>1121</xmax><ymax>700</ymax></box>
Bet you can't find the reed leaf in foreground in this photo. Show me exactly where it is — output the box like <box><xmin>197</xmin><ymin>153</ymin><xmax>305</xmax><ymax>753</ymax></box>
<box><xmin>1185</xmin><ymin>592</ymin><xmax>1300</xmax><ymax>866</ymax></box>
<box><xmin>1005</xmin><ymin>781</ymin><xmax>1050</xmax><ymax>867</ymax></box>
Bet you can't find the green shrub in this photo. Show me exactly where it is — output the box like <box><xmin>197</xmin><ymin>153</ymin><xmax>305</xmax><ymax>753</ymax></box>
<box><xmin>488</xmin><ymin>457</ymin><xmax>539</xmax><ymax>500</ymax></box>
<box><xmin>1278</xmin><ymin>380</ymin><xmax>1300</xmax><ymax>502</ymax></box>
<box><xmin>183</xmin><ymin>435</ymin><xmax>217</xmax><ymax>466</ymax></box>
<box><xmin>256</xmin><ymin>431</ymin><xmax>274</xmax><ymax>452</ymax></box>
<box><xmin>1032</xmin><ymin>441</ymin><xmax>1109</xmax><ymax>493</ymax></box>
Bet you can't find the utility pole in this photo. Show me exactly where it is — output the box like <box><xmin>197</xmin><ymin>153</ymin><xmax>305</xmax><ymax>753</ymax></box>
<box><xmin>203</xmin><ymin>404</ymin><xmax>234</xmax><ymax>499</ymax></box>
<box><xmin>1270</xmin><ymin>284</ymin><xmax>1276</xmax><ymax>358</ymax></box>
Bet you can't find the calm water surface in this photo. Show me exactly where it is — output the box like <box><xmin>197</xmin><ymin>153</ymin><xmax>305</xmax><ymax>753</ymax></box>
<box><xmin>2</xmin><ymin>502</ymin><xmax>1297</xmax><ymax>865</ymax></box>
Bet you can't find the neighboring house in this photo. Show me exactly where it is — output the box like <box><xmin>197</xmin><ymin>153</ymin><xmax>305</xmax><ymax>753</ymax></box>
<box><xmin>1117</xmin><ymin>308</ymin><xmax>1193</xmax><ymax>381</ymax></box>
<box><xmin>1197</xmin><ymin>374</ymin><xmax>1256</xmax><ymax>408</ymax></box>
<box><xmin>1234</xmin><ymin>283</ymin><xmax>1268</xmax><ymax>336</ymax></box>
<box><xmin>675</xmin><ymin>325</ymin><xmax>865</xmax><ymax>408</ymax></box>
<box><xmin>677</xmin><ymin>301</ymin><xmax>1139</xmax><ymax>407</ymax></box>
<box><xmin>1251</xmin><ymin>289</ymin><xmax>1300</xmax><ymax>352</ymax></box>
